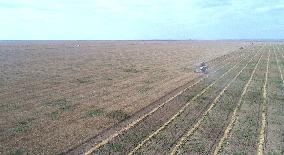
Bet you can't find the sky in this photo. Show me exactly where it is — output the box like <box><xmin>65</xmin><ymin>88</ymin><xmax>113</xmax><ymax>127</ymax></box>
<box><xmin>0</xmin><ymin>0</ymin><xmax>283</xmax><ymax>40</ymax></box>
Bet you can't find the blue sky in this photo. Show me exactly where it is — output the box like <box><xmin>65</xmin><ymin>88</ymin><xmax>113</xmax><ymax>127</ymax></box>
<box><xmin>0</xmin><ymin>0</ymin><xmax>283</xmax><ymax>40</ymax></box>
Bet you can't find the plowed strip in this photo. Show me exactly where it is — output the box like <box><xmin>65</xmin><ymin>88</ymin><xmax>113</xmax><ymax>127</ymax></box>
<box><xmin>171</xmin><ymin>48</ymin><xmax>262</xmax><ymax>155</ymax></box>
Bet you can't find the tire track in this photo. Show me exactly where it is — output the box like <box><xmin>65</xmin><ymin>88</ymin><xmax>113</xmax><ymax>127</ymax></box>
<box><xmin>170</xmin><ymin>47</ymin><xmax>262</xmax><ymax>155</ymax></box>
<box><xmin>274</xmin><ymin>45</ymin><xmax>284</xmax><ymax>87</ymax></box>
<box><xmin>256</xmin><ymin>48</ymin><xmax>270</xmax><ymax>155</ymax></box>
<box><xmin>213</xmin><ymin>47</ymin><xmax>267</xmax><ymax>155</ymax></box>
<box><xmin>127</xmin><ymin>49</ymin><xmax>258</xmax><ymax>155</ymax></box>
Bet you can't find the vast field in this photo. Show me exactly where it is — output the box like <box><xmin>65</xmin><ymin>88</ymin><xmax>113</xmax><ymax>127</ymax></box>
<box><xmin>1</xmin><ymin>41</ymin><xmax>283</xmax><ymax>155</ymax></box>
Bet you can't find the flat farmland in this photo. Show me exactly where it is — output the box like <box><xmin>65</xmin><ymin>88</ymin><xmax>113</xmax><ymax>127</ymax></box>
<box><xmin>65</xmin><ymin>42</ymin><xmax>284</xmax><ymax>155</ymax></box>
<box><xmin>62</xmin><ymin>43</ymin><xmax>284</xmax><ymax>155</ymax></box>
<box><xmin>60</xmin><ymin>42</ymin><xmax>284</xmax><ymax>155</ymax></box>
<box><xmin>71</xmin><ymin>42</ymin><xmax>284</xmax><ymax>155</ymax></box>
<box><xmin>1</xmin><ymin>41</ymin><xmax>283</xmax><ymax>155</ymax></box>
<box><xmin>0</xmin><ymin>41</ymin><xmax>250</xmax><ymax>154</ymax></box>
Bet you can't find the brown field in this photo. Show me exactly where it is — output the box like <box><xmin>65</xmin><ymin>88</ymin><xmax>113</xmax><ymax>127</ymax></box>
<box><xmin>1</xmin><ymin>41</ymin><xmax>283</xmax><ymax>155</ymax></box>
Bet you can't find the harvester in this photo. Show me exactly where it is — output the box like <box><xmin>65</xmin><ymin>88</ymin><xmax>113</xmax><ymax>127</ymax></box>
<box><xmin>195</xmin><ymin>62</ymin><xmax>208</xmax><ymax>74</ymax></box>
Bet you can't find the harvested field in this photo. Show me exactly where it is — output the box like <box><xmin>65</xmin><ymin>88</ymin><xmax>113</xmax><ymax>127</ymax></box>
<box><xmin>1</xmin><ymin>41</ymin><xmax>283</xmax><ymax>155</ymax></box>
<box><xmin>60</xmin><ymin>42</ymin><xmax>284</xmax><ymax>155</ymax></box>
<box><xmin>1</xmin><ymin>41</ymin><xmax>251</xmax><ymax>154</ymax></box>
